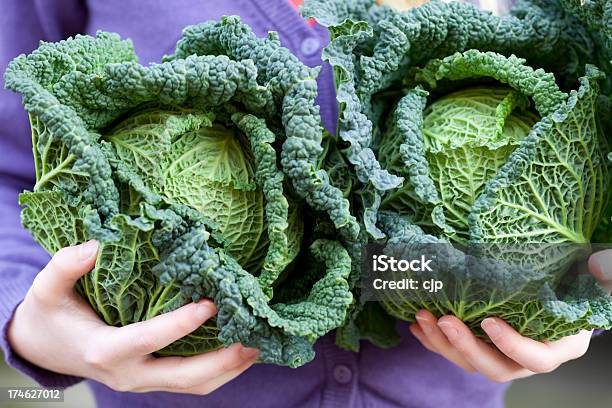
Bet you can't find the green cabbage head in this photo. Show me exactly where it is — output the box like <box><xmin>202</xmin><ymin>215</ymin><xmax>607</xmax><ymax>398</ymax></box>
<box><xmin>304</xmin><ymin>0</ymin><xmax>612</xmax><ymax>345</ymax></box>
<box><xmin>372</xmin><ymin>50</ymin><xmax>612</xmax><ymax>340</ymax></box>
<box><xmin>4</xmin><ymin>17</ymin><xmax>358</xmax><ymax>367</ymax></box>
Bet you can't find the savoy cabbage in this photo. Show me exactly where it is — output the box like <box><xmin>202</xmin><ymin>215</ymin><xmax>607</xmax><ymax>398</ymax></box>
<box><xmin>302</xmin><ymin>0</ymin><xmax>612</xmax><ymax>348</ymax></box>
<box><xmin>6</xmin><ymin>0</ymin><xmax>612</xmax><ymax>364</ymax></box>
<box><xmin>4</xmin><ymin>17</ymin><xmax>359</xmax><ymax>367</ymax></box>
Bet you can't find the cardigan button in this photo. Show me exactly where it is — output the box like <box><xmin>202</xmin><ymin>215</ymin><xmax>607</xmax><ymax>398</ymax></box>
<box><xmin>333</xmin><ymin>364</ymin><xmax>353</xmax><ymax>384</ymax></box>
<box><xmin>300</xmin><ymin>36</ymin><xmax>321</xmax><ymax>56</ymax></box>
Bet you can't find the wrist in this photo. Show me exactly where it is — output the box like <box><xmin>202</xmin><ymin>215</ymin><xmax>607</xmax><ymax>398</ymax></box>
<box><xmin>6</xmin><ymin>299</ymin><xmax>33</xmax><ymax>362</ymax></box>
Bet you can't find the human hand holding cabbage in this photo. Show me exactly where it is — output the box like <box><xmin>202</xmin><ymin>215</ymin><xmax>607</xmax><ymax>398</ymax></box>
<box><xmin>8</xmin><ymin>241</ymin><xmax>259</xmax><ymax>394</ymax></box>
<box><xmin>408</xmin><ymin>249</ymin><xmax>612</xmax><ymax>382</ymax></box>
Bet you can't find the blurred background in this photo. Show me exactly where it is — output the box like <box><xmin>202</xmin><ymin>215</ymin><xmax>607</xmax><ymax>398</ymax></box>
<box><xmin>2</xmin><ymin>332</ymin><xmax>612</xmax><ymax>407</ymax></box>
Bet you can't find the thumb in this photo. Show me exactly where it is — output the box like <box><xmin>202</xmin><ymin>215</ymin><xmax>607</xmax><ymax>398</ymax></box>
<box><xmin>32</xmin><ymin>240</ymin><xmax>99</xmax><ymax>304</ymax></box>
<box><xmin>588</xmin><ymin>249</ymin><xmax>612</xmax><ymax>293</ymax></box>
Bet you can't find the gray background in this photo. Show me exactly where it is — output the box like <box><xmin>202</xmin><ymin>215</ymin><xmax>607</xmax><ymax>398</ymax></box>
<box><xmin>1</xmin><ymin>333</ymin><xmax>610</xmax><ymax>408</ymax></box>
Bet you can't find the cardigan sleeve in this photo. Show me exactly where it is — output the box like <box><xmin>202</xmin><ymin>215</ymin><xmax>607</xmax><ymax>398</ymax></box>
<box><xmin>0</xmin><ymin>0</ymin><xmax>88</xmax><ymax>388</ymax></box>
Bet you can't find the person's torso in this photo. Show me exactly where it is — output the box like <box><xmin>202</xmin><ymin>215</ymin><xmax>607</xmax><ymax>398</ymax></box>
<box><xmin>64</xmin><ymin>1</ymin><xmax>508</xmax><ymax>406</ymax></box>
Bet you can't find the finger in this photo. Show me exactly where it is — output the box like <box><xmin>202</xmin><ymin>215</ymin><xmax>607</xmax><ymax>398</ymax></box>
<box><xmin>409</xmin><ymin>323</ymin><xmax>438</xmax><ymax>353</ymax></box>
<box><xmin>134</xmin><ymin>356</ymin><xmax>256</xmax><ymax>394</ymax></box>
<box><xmin>32</xmin><ymin>240</ymin><xmax>99</xmax><ymax>304</ymax></box>
<box><xmin>135</xmin><ymin>343</ymin><xmax>259</xmax><ymax>391</ymax></box>
<box><xmin>588</xmin><ymin>250</ymin><xmax>612</xmax><ymax>292</ymax></box>
<box><xmin>183</xmin><ymin>357</ymin><xmax>256</xmax><ymax>395</ymax></box>
<box><xmin>99</xmin><ymin>300</ymin><xmax>217</xmax><ymax>361</ymax></box>
<box><xmin>545</xmin><ymin>330</ymin><xmax>592</xmax><ymax>361</ymax></box>
<box><xmin>481</xmin><ymin>318</ymin><xmax>591</xmax><ymax>372</ymax></box>
<box><xmin>414</xmin><ymin>311</ymin><xmax>475</xmax><ymax>372</ymax></box>
<box><xmin>438</xmin><ymin>316</ymin><xmax>532</xmax><ymax>382</ymax></box>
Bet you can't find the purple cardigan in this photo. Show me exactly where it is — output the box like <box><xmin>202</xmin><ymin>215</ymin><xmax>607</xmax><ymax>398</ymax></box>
<box><xmin>0</xmin><ymin>1</ymin><xmax>507</xmax><ymax>406</ymax></box>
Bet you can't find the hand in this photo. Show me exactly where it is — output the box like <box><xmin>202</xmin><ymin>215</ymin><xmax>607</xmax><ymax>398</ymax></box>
<box><xmin>409</xmin><ymin>250</ymin><xmax>612</xmax><ymax>383</ymax></box>
<box><xmin>8</xmin><ymin>241</ymin><xmax>259</xmax><ymax>394</ymax></box>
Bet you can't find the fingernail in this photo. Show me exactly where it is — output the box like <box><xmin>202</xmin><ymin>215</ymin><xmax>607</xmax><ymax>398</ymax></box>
<box><xmin>482</xmin><ymin>318</ymin><xmax>502</xmax><ymax>340</ymax></box>
<box><xmin>415</xmin><ymin>315</ymin><xmax>432</xmax><ymax>335</ymax></box>
<box><xmin>590</xmin><ymin>251</ymin><xmax>612</xmax><ymax>279</ymax></box>
<box><xmin>240</xmin><ymin>346</ymin><xmax>259</xmax><ymax>360</ymax></box>
<box><xmin>78</xmin><ymin>240</ymin><xmax>99</xmax><ymax>261</ymax></box>
<box><xmin>438</xmin><ymin>321</ymin><xmax>459</xmax><ymax>341</ymax></box>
